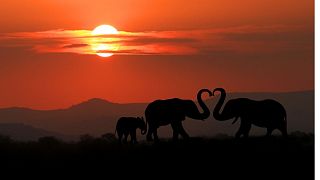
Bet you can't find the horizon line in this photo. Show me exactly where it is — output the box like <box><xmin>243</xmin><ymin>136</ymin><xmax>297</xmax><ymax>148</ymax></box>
<box><xmin>0</xmin><ymin>89</ymin><xmax>314</xmax><ymax>111</ymax></box>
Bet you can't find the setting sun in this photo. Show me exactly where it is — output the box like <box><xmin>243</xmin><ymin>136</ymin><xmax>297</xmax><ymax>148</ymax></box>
<box><xmin>92</xmin><ymin>25</ymin><xmax>118</xmax><ymax>35</ymax></box>
<box><xmin>91</xmin><ymin>25</ymin><xmax>119</xmax><ymax>57</ymax></box>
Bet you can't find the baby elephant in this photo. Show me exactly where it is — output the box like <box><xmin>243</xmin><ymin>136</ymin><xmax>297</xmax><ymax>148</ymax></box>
<box><xmin>115</xmin><ymin>117</ymin><xmax>147</xmax><ymax>144</ymax></box>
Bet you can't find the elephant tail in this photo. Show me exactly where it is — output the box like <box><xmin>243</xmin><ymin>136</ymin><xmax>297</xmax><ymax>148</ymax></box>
<box><xmin>114</xmin><ymin>128</ymin><xmax>117</xmax><ymax>136</ymax></box>
<box><xmin>284</xmin><ymin>109</ymin><xmax>287</xmax><ymax>127</ymax></box>
<box><xmin>145</xmin><ymin>116</ymin><xmax>149</xmax><ymax>132</ymax></box>
<box><xmin>282</xmin><ymin>107</ymin><xmax>288</xmax><ymax>137</ymax></box>
<box><xmin>284</xmin><ymin>112</ymin><xmax>287</xmax><ymax>122</ymax></box>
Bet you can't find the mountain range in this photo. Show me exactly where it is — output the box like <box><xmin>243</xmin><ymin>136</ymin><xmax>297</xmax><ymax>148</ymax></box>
<box><xmin>0</xmin><ymin>91</ymin><xmax>314</xmax><ymax>141</ymax></box>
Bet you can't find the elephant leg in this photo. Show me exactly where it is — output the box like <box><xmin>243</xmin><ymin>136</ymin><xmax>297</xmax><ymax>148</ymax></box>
<box><xmin>279</xmin><ymin>124</ymin><xmax>288</xmax><ymax>138</ymax></box>
<box><xmin>123</xmin><ymin>132</ymin><xmax>129</xmax><ymax>144</ymax></box>
<box><xmin>236</xmin><ymin>122</ymin><xmax>251</xmax><ymax>139</ymax></box>
<box><xmin>147</xmin><ymin>126</ymin><xmax>154</xmax><ymax>141</ymax></box>
<box><xmin>235</xmin><ymin>126</ymin><xmax>244</xmax><ymax>139</ymax></box>
<box><xmin>118</xmin><ymin>131</ymin><xmax>123</xmax><ymax>144</ymax></box>
<box><xmin>266</xmin><ymin>128</ymin><xmax>274</xmax><ymax>137</ymax></box>
<box><xmin>130</xmin><ymin>130</ymin><xmax>137</xmax><ymax>144</ymax></box>
<box><xmin>235</xmin><ymin>130</ymin><xmax>242</xmax><ymax>139</ymax></box>
<box><xmin>177</xmin><ymin>122</ymin><xmax>189</xmax><ymax>140</ymax></box>
<box><xmin>146</xmin><ymin>124</ymin><xmax>159</xmax><ymax>142</ymax></box>
<box><xmin>242</xmin><ymin>123</ymin><xmax>251</xmax><ymax>138</ymax></box>
<box><xmin>171</xmin><ymin>122</ymin><xmax>180</xmax><ymax>141</ymax></box>
<box><xmin>153</xmin><ymin>129</ymin><xmax>159</xmax><ymax>142</ymax></box>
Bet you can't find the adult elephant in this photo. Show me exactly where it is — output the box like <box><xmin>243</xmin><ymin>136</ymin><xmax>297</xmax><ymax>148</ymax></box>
<box><xmin>213</xmin><ymin>88</ymin><xmax>287</xmax><ymax>138</ymax></box>
<box><xmin>145</xmin><ymin>89</ymin><xmax>212</xmax><ymax>142</ymax></box>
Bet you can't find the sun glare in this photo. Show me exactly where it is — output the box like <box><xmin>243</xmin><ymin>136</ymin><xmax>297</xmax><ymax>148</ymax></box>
<box><xmin>91</xmin><ymin>25</ymin><xmax>119</xmax><ymax>57</ymax></box>
<box><xmin>92</xmin><ymin>25</ymin><xmax>118</xmax><ymax>35</ymax></box>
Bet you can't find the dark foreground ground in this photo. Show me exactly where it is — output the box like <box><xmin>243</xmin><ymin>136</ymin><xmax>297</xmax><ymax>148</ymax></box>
<box><xmin>0</xmin><ymin>133</ymin><xmax>314</xmax><ymax>178</ymax></box>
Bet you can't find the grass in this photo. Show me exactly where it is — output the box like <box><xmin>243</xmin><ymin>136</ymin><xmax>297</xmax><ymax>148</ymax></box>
<box><xmin>0</xmin><ymin>132</ymin><xmax>314</xmax><ymax>178</ymax></box>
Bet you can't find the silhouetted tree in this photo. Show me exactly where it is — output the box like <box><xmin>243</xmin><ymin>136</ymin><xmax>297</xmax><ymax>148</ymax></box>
<box><xmin>101</xmin><ymin>133</ymin><xmax>117</xmax><ymax>143</ymax></box>
<box><xmin>290</xmin><ymin>131</ymin><xmax>312</xmax><ymax>137</ymax></box>
<box><xmin>0</xmin><ymin>134</ymin><xmax>12</xmax><ymax>144</ymax></box>
<box><xmin>38</xmin><ymin>136</ymin><xmax>61</xmax><ymax>145</ymax></box>
<box><xmin>79</xmin><ymin>134</ymin><xmax>95</xmax><ymax>144</ymax></box>
<box><xmin>290</xmin><ymin>131</ymin><xmax>314</xmax><ymax>143</ymax></box>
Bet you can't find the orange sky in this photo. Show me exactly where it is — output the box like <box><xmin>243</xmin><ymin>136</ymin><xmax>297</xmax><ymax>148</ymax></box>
<box><xmin>0</xmin><ymin>0</ymin><xmax>314</xmax><ymax>109</ymax></box>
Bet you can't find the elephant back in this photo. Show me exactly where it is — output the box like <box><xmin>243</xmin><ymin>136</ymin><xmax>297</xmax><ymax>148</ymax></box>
<box><xmin>145</xmin><ymin>98</ymin><xmax>186</xmax><ymax>125</ymax></box>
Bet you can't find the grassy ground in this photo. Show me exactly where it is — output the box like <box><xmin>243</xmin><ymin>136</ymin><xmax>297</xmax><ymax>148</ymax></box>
<box><xmin>0</xmin><ymin>133</ymin><xmax>314</xmax><ymax>178</ymax></box>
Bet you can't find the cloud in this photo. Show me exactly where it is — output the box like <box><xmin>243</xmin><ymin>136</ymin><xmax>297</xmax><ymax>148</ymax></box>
<box><xmin>62</xmin><ymin>44</ymin><xmax>89</xmax><ymax>48</ymax></box>
<box><xmin>120</xmin><ymin>36</ymin><xmax>197</xmax><ymax>45</ymax></box>
<box><xmin>0</xmin><ymin>25</ymin><xmax>313</xmax><ymax>56</ymax></box>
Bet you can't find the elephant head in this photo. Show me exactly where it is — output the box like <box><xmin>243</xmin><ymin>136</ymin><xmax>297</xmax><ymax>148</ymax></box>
<box><xmin>213</xmin><ymin>88</ymin><xmax>242</xmax><ymax>123</ymax></box>
<box><xmin>183</xmin><ymin>88</ymin><xmax>213</xmax><ymax>120</ymax></box>
<box><xmin>137</xmin><ymin>117</ymin><xmax>147</xmax><ymax>135</ymax></box>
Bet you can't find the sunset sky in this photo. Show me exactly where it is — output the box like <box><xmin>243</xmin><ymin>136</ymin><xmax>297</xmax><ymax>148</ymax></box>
<box><xmin>0</xmin><ymin>0</ymin><xmax>314</xmax><ymax>109</ymax></box>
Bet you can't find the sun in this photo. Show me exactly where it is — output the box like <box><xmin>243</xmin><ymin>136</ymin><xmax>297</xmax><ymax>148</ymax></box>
<box><xmin>91</xmin><ymin>25</ymin><xmax>119</xmax><ymax>57</ymax></box>
<box><xmin>92</xmin><ymin>25</ymin><xmax>118</xmax><ymax>36</ymax></box>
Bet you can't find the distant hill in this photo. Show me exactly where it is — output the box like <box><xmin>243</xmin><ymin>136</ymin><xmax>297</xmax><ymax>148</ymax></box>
<box><xmin>0</xmin><ymin>98</ymin><xmax>146</xmax><ymax>138</ymax></box>
<box><xmin>0</xmin><ymin>123</ymin><xmax>72</xmax><ymax>141</ymax></box>
<box><xmin>0</xmin><ymin>91</ymin><xmax>314</xmax><ymax>140</ymax></box>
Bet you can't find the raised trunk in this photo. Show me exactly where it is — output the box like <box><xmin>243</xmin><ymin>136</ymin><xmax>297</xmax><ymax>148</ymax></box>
<box><xmin>213</xmin><ymin>88</ymin><xmax>230</xmax><ymax>121</ymax></box>
<box><xmin>195</xmin><ymin>88</ymin><xmax>213</xmax><ymax>120</ymax></box>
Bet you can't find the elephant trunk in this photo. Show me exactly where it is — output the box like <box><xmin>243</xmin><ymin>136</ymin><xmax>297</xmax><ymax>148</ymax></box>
<box><xmin>196</xmin><ymin>88</ymin><xmax>213</xmax><ymax>120</ymax></box>
<box><xmin>213</xmin><ymin>88</ymin><xmax>230</xmax><ymax>121</ymax></box>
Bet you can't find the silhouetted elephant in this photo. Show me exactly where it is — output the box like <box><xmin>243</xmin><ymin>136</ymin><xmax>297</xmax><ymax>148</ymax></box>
<box><xmin>145</xmin><ymin>89</ymin><xmax>213</xmax><ymax>142</ymax></box>
<box><xmin>213</xmin><ymin>88</ymin><xmax>287</xmax><ymax>138</ymax></box>
<box><xmin>115</xmin><ymin>117</ymin><xmax>146</xmax><ymax>144</ymax></box>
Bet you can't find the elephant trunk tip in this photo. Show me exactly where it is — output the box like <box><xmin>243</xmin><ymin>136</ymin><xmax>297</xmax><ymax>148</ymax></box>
<box><xmin>213</xmin><ymin>88</ymin><xmax>226</xmax><ymax>96</ymax></box>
